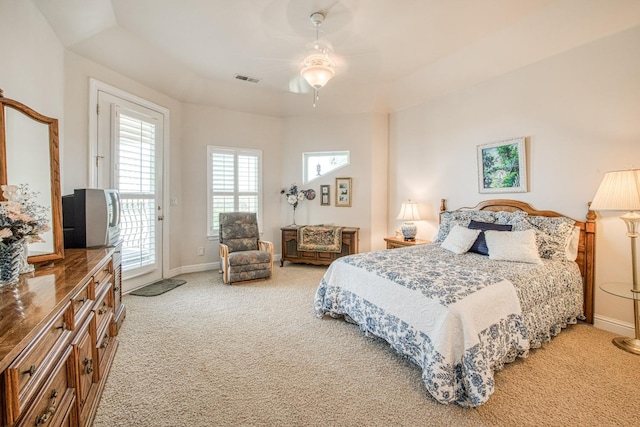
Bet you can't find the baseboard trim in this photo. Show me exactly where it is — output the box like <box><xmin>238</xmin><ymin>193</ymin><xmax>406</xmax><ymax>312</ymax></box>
<box><xmin>167</xmin><ymin>262</ymin><xmax>220</xmax><ymax>277</ymax></box>
<box><xmin>125</xmin><ymin>255</ymin><xmax>284</xmax><ymax>293</ymax></box>
<box><xmin>593</xmin><ymin>314</ymin><xmax>634</xmax><ymax>336</ymax></box>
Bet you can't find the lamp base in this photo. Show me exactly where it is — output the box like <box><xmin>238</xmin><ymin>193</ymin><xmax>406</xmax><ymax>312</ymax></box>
<box><xmin>401</xmin><ymin>222</ymin><xmax>417</xmax><ymax>242</ymax></box>
<box><xmin>612</xmin><ymin>336</ymin><xmax>640</xmax><ymax>355</ymax></box>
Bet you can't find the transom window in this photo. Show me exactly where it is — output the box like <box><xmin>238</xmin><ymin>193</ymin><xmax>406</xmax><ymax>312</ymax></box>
<box><xmin>303</xmin><ymin>151</ymin><xmax>349</xmax><ymax>184</ymax></box>
<box><xmin>207</xmin><ymin>146</ymin><xmax>262</xmax><ymax>237</ymax></box>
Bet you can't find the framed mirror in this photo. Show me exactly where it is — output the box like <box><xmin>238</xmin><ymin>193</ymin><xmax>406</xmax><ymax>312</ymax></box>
<box><xmin>0</xmin><ymin>89</ymin><xmax>64</xmax><ymax>263</ymax></box>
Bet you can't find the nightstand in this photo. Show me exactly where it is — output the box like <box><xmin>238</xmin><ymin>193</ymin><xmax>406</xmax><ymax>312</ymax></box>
<box><xmin>384</xmin><ymin>236</ymin><xmax>431</xmax><ymax>249</ymax></box>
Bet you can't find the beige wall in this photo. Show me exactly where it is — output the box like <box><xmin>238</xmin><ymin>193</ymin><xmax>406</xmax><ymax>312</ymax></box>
<box><xmin>281</xmin><ymin>113</ymin><xmax>389</xmax><ymax>253</ymax></box>
<box><xmin>64</xmin><ymin>52</ymin><xmax>184</xmax><ymax>273</ymax></box>
<box><xmin>0</xmin><ymin>0</ymin><xmax>64</xmax><ymax>153</ymax></box>
<box><xmin>389</xmin><ymin>26</ymin><xmax>640</xmax><ymax>332</ymax></box>
<box><xmin>180</xmin><ymin>103</ymin><xmax>283</xmax><ymax>267</ymax></box>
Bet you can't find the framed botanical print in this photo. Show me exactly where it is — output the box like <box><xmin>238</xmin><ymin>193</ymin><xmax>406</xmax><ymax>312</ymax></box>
<box><xmin>335</xmin><ymin>177</ymin><xmax>352</xmax><ymax>207</ymax></box>
<box><xmin>320</xmin><ymin>184</ymin><xmax>330</xmax><ymax>206</ymax></box>
<box><xmin>477</xmin><ymin>137</ymin><xmax>528</xmax><ymax>193</ymax></box>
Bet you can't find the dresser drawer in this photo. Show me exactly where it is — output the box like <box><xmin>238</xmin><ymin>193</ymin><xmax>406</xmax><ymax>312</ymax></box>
<box><xmin>317</xmin><ymin>251</ymin><xmax>334</xmax><ymax>260</ymax></box>
<box><xmin>70</xmin><ymin>284</ymin><xmax>93</xmax><ymax>329</ymax></box>
<box><xmin>72</xmin><ymin>314</ymin><xmax>96</xmax><ymax>417</ymax></box>
<box><xmin>94</xmin><ymin>318</ymin><xmax>114</xmax><ymax>383</ymax></box>
<box><xmin>16</xmin><ymin>346</ymin><xmax>75</xmax><ymax>427</ymax></box>
<box><xmin>4</xmin><ymin>304</ymin><xmax>71</xmax><ymax>422</ymax></box>
<box><xmin>299</xmin><ymin>251</ymin><xmax>317</xmax><ymax>260</ymax></box>
<box><xmin>92</xmin><ymin>261</ymin><xmax>112</xmax><ymax>296</ymax></box>
<box><xmin>93</xmin><ymin>285</ymin><xmax>114</xmax><ymax>337</ymax></box>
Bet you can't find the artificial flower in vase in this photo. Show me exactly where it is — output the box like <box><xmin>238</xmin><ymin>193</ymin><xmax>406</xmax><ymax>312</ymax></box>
<box><xmin>281</xmin><ymin>183</ymin><xmax>309</xmax><ymax>226</ymax></box>
<box><xmin>0</xmin><ymin>184</ymin><xmax>50</xmax><ymax>286</ymax></box>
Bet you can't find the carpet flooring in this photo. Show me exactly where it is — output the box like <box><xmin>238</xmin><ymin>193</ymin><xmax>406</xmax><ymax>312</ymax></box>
<box><xmin>93</xmin><ymin>265</ymin><xmax>640</xmax><ymax>426</ymax></box>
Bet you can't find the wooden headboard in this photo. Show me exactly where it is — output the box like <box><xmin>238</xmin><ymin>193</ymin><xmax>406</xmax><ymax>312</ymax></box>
<box><xmin>440</xmin><ymin>198</ymin><xmax>596</xmax><ymax>324</ymax></box>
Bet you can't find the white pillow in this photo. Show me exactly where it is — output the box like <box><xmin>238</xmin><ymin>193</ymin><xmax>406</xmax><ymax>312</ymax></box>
<box><xmin>485</xmin><ymin>229</ymin><xmax>543</xmax><ymax>264</ymax></box>
<box><xmin>441</xmin><ymin>225</ymin><xmax>481</xmax><ymax>255</ymax></box>
<box><xmin>564</xmin><ymin>226</ymin><xmax>580</xmax><ymax>261</ymax></box>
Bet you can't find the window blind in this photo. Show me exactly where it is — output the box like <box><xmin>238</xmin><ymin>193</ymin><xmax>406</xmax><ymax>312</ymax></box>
<box><xmin>208</xmin><ymin>146</ymin><xmax>262</xmax><ymax>236</ymax></box>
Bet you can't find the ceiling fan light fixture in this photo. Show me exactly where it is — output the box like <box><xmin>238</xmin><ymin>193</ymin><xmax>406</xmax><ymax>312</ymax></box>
<box><xmin>300</xmin><ymin>11</ymin><xmax>336</xmax><ymax>107</ymax></box>
<box><xmin>301</xmin><ymin>54</ymin><xmax>335</xmax><ymax>89</ymax></box>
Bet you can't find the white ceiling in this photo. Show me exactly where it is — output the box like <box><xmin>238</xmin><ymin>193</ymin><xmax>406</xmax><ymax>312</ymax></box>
<box><xmin>34</xmin><ymin>0</ymin><xmax>640</xmax><ymax>117</ymax></box>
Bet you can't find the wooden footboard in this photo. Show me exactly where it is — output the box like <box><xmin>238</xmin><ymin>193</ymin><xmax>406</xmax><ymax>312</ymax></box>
<box><xmin>440</xmin><ymin>198</ymin><xmax>595</xmax><ymax>324</ymax></box>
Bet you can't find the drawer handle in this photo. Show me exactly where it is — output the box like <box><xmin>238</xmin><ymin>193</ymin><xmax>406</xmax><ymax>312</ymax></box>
<box><xmin>35</xmin><ymin>389</ymin><xmax>58</xmax><ymax>425</ymax></box>
<box><xmin>98</xmin><ymin>301</ymin><xmax>109</xmax><ymax>314</ymax></box>
<box><xmin>23</xmin><ymin>364</ymin><xmax>36</xmax><ymax>377</ymax></box>
<box><xmin>83</xmin><ymin>357</ymin><xmax>93</xmax><ymax>375</ymax></box>
<box><xmin>100</xmin><ymin>336</ymin><xmax>110</xmax><ymax>349</ymax></box>
<box><xmin>56</xmin><ymin>322</ymin><xmax>66</xmax><ymax>331</ymax></box>
<box><xmin>77</xmin><ymin>297</ymin><xmax>85</xmax><ymax>304</ymax></box>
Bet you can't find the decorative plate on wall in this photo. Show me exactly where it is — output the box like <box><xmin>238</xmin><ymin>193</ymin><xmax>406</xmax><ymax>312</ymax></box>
<box><xmin>305</xmin><ymin>189</ymin><xmax>316</xmax><ymax>200</ymax></box>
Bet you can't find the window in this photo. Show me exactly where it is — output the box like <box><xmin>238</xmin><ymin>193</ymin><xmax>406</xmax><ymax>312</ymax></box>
<box><xmin>303</xmin><ymin>151</ymin><xmax>349</xmax><ymax>184</ymax></box>
<box><xmin>116</xmin><ymin>109</ymin><xmax>159</xmax><ymax>272</ymax></box>
<box><xmin>207</xmin><ymin>146</ymin><xmax>262</xmax><ymax>237</ymax></box>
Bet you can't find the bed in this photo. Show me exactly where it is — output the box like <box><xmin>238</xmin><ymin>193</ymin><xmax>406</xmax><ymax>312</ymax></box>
<box><xmin>314</xmin><ymin>199</ymin><xmax>595</xmax><ymax>407</ymax></box>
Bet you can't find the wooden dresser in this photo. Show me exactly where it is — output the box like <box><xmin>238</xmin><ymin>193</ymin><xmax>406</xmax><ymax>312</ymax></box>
<box><xmin>280</xmin><ymin>226</ymin><xmax>359</xmax><ymax>266</ymax></box>
<box><xmin>0</xmin><ymin>246</ymin><xmax>125</xmax><ymax>427</ymax></box>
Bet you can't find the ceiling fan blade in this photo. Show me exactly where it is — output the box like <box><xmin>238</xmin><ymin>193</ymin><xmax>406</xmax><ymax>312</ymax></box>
<box><xmin>289</xmin><ymin>74</ymin><xmax>311</xmax><ymax>94</ymax></box>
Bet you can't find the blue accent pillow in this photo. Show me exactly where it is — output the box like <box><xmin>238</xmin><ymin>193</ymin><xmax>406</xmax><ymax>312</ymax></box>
<box><xmin>468</xmin><ymin>220</ymin><xmax>512</xmax><ymax>255</ymax></box>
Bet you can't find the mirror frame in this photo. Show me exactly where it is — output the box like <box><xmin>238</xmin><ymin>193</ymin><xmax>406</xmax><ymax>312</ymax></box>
<box><xmin>0</xmin><ymin>88</ymin><xmax>64</xmax><ymax>263</ymax></box>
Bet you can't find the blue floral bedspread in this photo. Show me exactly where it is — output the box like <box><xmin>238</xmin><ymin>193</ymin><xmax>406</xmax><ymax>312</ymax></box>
<box><xmin>313</xmin><ymin>244</ymin><xmax>583</xmax><ymax>407</ymax></box>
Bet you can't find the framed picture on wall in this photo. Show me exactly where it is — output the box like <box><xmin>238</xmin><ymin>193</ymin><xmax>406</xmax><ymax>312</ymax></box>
<box><xmin>335</xmin><ymin>177</ymin><xmax>352</xmax><ymax>207</ymax></box>
<box><xmin>320</xmin><ymin>185</ymin><xmax>330</xmax><ymax>206</ymax></box>
<box><xmin>477</xmin><ymin>137</ymin><xmax>528</xmax><ymax>193</ymax></box>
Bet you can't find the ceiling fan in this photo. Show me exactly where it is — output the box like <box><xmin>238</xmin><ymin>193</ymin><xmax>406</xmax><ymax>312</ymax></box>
<box><xmin>249</xmin><ymin>2</ymin><xmax>378</xmax><ymax>105</ymax></box>
<box><xmin>299</xmin><ymin>11</ymin><xmax>336</xmax><ymax>107</ymax></box>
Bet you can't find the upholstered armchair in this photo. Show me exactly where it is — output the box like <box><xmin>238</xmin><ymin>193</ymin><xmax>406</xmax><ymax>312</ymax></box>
<box><xmin>218</xmin><ymin>212</ymin><xmax>274</xmax><ymax>284</ymax></box>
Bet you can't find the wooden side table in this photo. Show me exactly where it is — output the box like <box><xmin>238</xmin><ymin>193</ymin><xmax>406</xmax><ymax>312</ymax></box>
<box><xmin>384</xmin><ymin>236</ymin><xmax>431</xmax><ymax>249</ymax></box>
<box><xmin>281</xmin><ymin>226</ymin><xmax>359</xmax><ymax>266</ymax></box>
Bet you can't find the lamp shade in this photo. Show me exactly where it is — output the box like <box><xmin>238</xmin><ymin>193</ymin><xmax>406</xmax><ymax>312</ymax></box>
<box><xmin>396</xmin><ymin>200</ymin><xmax>421</xmax><ymax>221</ymax></box>
<box><xmin>591</xmin><ymin>169</ymin><xmax>640</xmax><ymax>211</ymax></box>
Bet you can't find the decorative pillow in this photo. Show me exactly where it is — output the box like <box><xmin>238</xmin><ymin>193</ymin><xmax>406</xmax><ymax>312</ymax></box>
<box><xmin>441</xmin><ymin>225</ymin><xmax>481</xmax><ymax>254</ymax></box>
<box><xmin>565</xmin><ymin>226</ymin><xmax>580</xmax><ymax>261</ymax></box>
<box><xmin>485</xmin><ymin>229</ymin><xmax>543</xmax><ymax>264</ymax></box>
<box><xmin>467</xmin><ymin>220</ymin><xmax>513</xmax><ymax>255</ymax></box>
<box><xmin>494</xmin><ymin>210</ymin><xmax>528</xmax><ymax>225</ymax></box>
<box><xmin>435</xmin><ymin>210</ymin><xmax>497</xmax><ymax>243</ymax></box>
<box><xmin>508</xmin><ymin>215</ymin><xmax>576</xmax><ymax>260</ymax></box>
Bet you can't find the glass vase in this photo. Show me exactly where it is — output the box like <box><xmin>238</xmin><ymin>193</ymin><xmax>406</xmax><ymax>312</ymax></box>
<box><xmin>0</xmin><ymin>241</ymin><xmax>22</xmax><ymax>287</ymax></box>
<box><xmin>291</xmin><ymin>207</ymin><xmax>297</xmax><ymax>226</ymax></box>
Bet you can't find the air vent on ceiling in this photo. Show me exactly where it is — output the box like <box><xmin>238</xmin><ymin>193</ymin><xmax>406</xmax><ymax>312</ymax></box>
<box><xmin>234</xmin><ymin>74</ymin><xmax>260</xmax><ymax>84</ymax></box>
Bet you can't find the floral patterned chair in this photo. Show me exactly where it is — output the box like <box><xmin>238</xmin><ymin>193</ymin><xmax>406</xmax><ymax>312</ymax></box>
<box><xmin>219</xmin><ymin>212</ymin><xmax>273</xmax><ymax>284</ymax></box>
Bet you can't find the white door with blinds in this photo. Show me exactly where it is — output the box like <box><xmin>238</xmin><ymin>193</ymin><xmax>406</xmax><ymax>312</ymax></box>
<box><xmin>95</xmin><ymin>88</ymin><xmax>165</xmax><ymax>291</ymax></box>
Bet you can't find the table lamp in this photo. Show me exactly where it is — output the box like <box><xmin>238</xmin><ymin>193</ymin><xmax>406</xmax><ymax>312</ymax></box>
<box><xmin>396</xmin><ymin>200</ymin><xmax>421</xmax><ymax>241</ymax></box>
<box><xmin>591</xmin><ymin>168</ymin><xmax>640</xmax><ymax>354</ymax></box>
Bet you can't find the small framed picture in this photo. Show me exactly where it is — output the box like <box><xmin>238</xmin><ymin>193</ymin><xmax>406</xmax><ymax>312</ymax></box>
<box><xmin>320</xmin><ymin>185</ymin><xmax>330</xmax><ymax>206</ymax></box>
<box><xmin>477</xmin><ymin>137</ymin><xmax>528</xmax><ymax>194</ymax></box>
<box><xmin>335</xmin><ymin>177</ymin><xmax>352</xmax><ymax>207</ymax></box>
